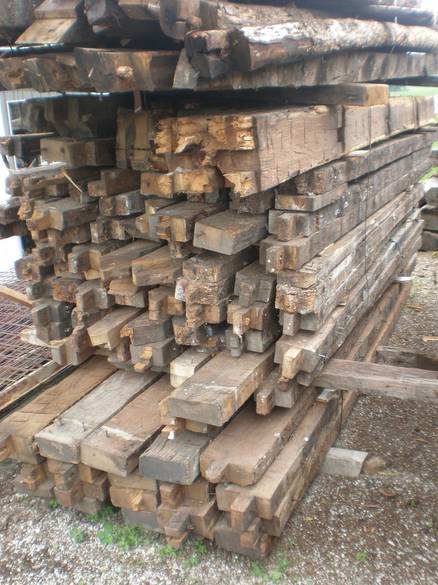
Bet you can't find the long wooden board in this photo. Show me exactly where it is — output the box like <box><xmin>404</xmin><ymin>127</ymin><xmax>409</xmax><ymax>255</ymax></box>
<box><xmin>81</xmin><ymin>375</ymin><xmax>172</xmax><ymax>476</ymax></box>
<box><xmin>315</xmin><ymin>359</ymin><xmax>438</xmax><ymax>403</ymax></box>
<box><xmin>200</xmin><ymin>388</ymin><xmax>318</xmax><ymax>487</ymax></box>
<box><xmin>166</xmin><ymin>348</ymin><xmax>275</xmax><ymax>426</ymax></box>
<box><xmin>0</xmin><ymin>357</ymin><xmax>115</xmax><ymax>464</ymax></box>
<box><xmin>35</xmin><ymin>370</ymin><xmax>158</xmax><ymax>463</ymax></box>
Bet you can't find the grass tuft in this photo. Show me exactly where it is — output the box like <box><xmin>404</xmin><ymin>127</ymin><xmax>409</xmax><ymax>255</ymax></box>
<box><xmin>97</xmin><ymin>522</ymin><xmax>149</xmax><ymax>550</ymax></box>
<box><xmin>85</xmin><ymin>503</ymin><xmax>118</xmax><ymax>523</ymax></box>
<box><xmin>70</xmin><ymin>526</ymin><xmax>86</xmax><ymax>544</ymax></box>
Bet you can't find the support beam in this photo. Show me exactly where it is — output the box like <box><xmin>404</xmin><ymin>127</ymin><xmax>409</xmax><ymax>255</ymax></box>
<box><xmin>315</xmin><ymin>359</ymin><xmax>438</xmax><ymax>403</ymax></box>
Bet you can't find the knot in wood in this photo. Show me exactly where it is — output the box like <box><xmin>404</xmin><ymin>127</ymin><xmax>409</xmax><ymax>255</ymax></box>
<box><xmin>116</xmin><ymin>66</ymin><xmax>134</xmax><ymax>79</ymax></box>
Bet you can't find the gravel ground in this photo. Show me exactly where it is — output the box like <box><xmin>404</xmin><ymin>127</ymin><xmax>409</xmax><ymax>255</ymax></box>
<box><xmin>0</xmin><ymin>252</ymin><xmax>437</xmax><ymax>585</ymax></box>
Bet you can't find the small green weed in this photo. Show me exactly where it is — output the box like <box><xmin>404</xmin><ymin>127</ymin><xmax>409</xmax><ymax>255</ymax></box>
<box><xmin>181</xmin><ymin>540</ymin><xmax>208</xmax><ymax>569</ymax></box>
<box><xmin>69</xmin><ymin>526</ymin><xmax>86</xmax><ymax>544</ymax></box>
<box><xmin>86</xmin><ymin>503</ymin><xmax>118</xmax><ymax>523</ymax></box>
<box><xmin>356</xmin><ymin>551</ymin><xmax>369</xmax><ymax>562</ymax></box>
<box><xmin>251</xmin><ymin>561</ymin><xmax>268</xmax><ymax>579</ymax></box>
<box><xmin>159</xmin><ymin>543</ymin><xmax>182</xmax><ymax>558</ymax></box>
<box><xmin>250</xmin><ymin>558</ymin><xmax>291</xmax><ymax>583</ymax></box>
<box><xmin>48</xmin><ymin>499</ymin><xmax>58</xmax><ymax>510</ymax></box>
<box><xmin>183</xmin><ymin>553</ymin><xmax>202</xmax><ymax>568</ymax></box>
<box><xmin>193</xmin><ymin>539</ymin><xmax>208</xmax><ymax>555</ymax></box>
<box><xmin>97</xmin><ymin>522</ymin><xmax>148</xmax><ymax>550</ymax></box>
<box><xmin>269</xmin><ymin>558</ymin><xmax>292</xmax><ymax>583</ymax></box>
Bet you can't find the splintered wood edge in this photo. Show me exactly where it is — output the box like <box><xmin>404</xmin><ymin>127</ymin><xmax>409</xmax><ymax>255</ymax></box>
<box><xmin>280</xmin><ymin>347</ymin><xmax>304</xmax><ymax>382</ymax></box>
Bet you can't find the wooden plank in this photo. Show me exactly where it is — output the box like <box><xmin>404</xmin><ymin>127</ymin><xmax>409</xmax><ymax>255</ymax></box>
<box><xmin>121</xmin><ymin>313</ymin><xmax>173</xmax><ymax>345</ymax></box>
<box><xmin>257</xmin><ymin>282</ymin><xmax>410</xmax><ymax>540</ymax></box>
<box><xmin>200</xmin><ymin>388</ymin><xmax>318</xmax><ymax>487</ymax></box>
<box><xmin>274</xmin><ymin>184</ymin><xmax>420</xmax><ymax>295</ymax></box>
<box><xmin>0</xmin><ymin>357</ymin><xmax>115</xmax><ymax>464</ymax></box>
<box><xmin>74</xmin><ymin>48</ymin><xmax>179</xmax><ymax>93</ymax></box>
<box><xmin>183</xmin><ymin>249</ymin><xmax>256</xmax><ymax>283</ymax></box>
<box><xmin>166</xmin><ymin>348</ymin><xmax>275</xmax><ymax>426</ymax></box>
<box><xmin>91</xmin><ymin>240</ymin><xmax>161</xmax><ymax>281</ymax></box>
<box><xmin>40</xmin><ymin>137</ymin><xmax>115</xmax><ymax>168</ymax></box>
<box><xmin>299</xmin><ymin>0</ymin><xmax>434</xmax><ymax>26</ymax></box>
<box><xmin>16</xmin><ymin>16</ymin><xmax>95</xmax><ymax>46</ymax></box>
<box><xmin>228</xmin><ymin>18</ymin><xmax>438</xmax><ymax>74</ymax></box>
<box><xmin>215</xmin><ymin>393</ymin><xmax>341</xmax><ymax>522</ymax></box>
<box><xmin>87</xmin><ymin>308</ymin><xmax>142</xmax><ymax>350</ymax></box>
<box><xmin>315</xmin><ymin>359</ymin><xmax>438</xmax><ymax>404</ymax></box>
<box><xmin>0</xmin><ymin>285</ymin><xmax>31</xmax><ymax>307</ymax></box>
<box><xmin>34</xmin><ymin>0</ymin><xmax>84</xmax><ymax>19</ymax></box>
<box><xmin>35</xmin><ymin>369</ymin><xmax>155</xmax><ymax>463</ymax></box>
<box><xmin>231</xmin><ymin>83</ymin><xmax>390</xmax><ymax>107</ymax></box>
<box><xmin>0</xmin><ymin>0</ymin><xmax>37</xmax><ymax>40</ymax></box>
<box><xmin>170</xmin><ymin>349</ymin><xmax>215</xmax><ymax>388</ymax></box>
<box><xmin>24</xmin><ymin>54</ymin><xmax>93</xmax><ymax>92</ymax></box>
<box><xmin>132</xmin><ymin>246</ymin><xmax>183</xmax><ymax>286</ymax></box>
<box><xmin>193</xmin><ymin>210</ymin><xmax>267</xmax><ymax>255</ymax></box>
<box><xmin>122</xmin><ymin>507</ymin><xmax>163</xmax><ymax>533</ymax></box>
<box><xmin>80</xmin><ymin>374</ymin><xmax>171</xmax><ymax>476</ymax></box>
<box><xmin>139</xmin><ymin>431</ymin><xmax>210</xmax><ymax>485</ymax></box>
<box><xmin>190</xmin><ymin>51</ymin><xmax>438</xmax><ymax>92</ymax></box>
<box><xmin>27</xmin><ymin>198</ymin><xmax>99</xmax><ymax>232</ymax></box>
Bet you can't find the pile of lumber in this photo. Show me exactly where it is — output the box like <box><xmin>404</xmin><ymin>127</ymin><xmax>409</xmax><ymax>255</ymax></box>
<box><xmin>9</xmin><ymin>91</ymin><xmax>436</xmax><ymax>370</ymax></box>
<box><xmin>422</xmin><ymin>176</ymin><xmax>438</xmax><ymax>250</ymax></box>
<box><xmin>0</xmin><ymin>279</ymin><xmax>418</xmax><ymax>555</ymax></box>
<box><xmin>0</xmin><ymin>0</ymin><xmax>437</xmax><ymax>559</ymax></box>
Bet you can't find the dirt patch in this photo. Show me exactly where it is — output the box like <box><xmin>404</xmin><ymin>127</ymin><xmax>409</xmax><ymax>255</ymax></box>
<box><xmin>0</xmin><ymin>252</ymin><xmax>437</xmax><ymax>585</ymax></box>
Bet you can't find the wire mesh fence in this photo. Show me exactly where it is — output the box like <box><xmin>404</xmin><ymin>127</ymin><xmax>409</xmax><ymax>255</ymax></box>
<box><xmin>0</xmin><ymin>268</ymin><xmax>50</xmax><ymax>391</ymax></box>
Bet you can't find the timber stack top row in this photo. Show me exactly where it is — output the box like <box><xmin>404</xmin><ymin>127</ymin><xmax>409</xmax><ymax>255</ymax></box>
<box><xmin>0</xmin><ymin>0</ymin><xmax>437</xmax><ymax>93</ymax></box>
<box><xmin>0</xmin><ymin>0</ymin><xmax>437</xmax><ymax>558</ymax></box>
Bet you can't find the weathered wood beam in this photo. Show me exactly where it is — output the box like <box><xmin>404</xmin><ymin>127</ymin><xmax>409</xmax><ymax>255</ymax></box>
<box><xmin>230</xmin><ymin>18</ymin><xmax>438</xmax><ymax>73</ymax></box>
<box><xmin>315</xmin><ymin>359</ymin><xmax>438</xmax><ymax>403</ymax></box>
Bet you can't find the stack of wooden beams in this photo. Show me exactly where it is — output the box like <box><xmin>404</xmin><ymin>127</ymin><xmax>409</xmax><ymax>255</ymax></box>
<box><xmin>0</xmin><ymin>277</ymin><xmax>413</xmax><ymax>555</ymax></box>
<box><xmin>0</xmin><ymin>0</ymin><xmax>437</xmax><ymax>559</ymax></box>
<box><xmin>422</xmin><ymin>177</ymin><xmax>438</xmax><ymax>250</ymax></box>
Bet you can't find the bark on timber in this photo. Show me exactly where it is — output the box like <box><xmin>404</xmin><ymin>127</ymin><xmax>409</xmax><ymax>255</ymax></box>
<box><xmin>230</xmin><ymin>17</ymin><xmax>438</xmax><ymax>72</ymax></box>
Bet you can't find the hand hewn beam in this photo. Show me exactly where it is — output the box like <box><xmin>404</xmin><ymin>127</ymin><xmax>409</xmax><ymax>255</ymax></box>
<box><xmin>315</xmin><ymin>359</ymin><xmax>438</xmax><ymax>403</ymax></box>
